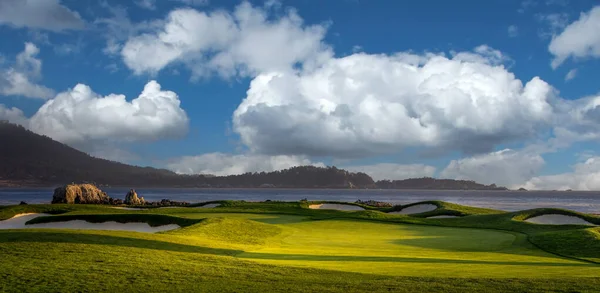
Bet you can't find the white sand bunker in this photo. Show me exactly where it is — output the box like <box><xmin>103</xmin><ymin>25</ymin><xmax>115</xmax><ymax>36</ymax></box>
<box><xmin>525</xmin><ymin>214</ymin><xmax>598</xmax><ymax>226</ymax></box>
<box><xmin>196</xmin><ymin>203</ymin><xmax>221</xmax><ymax>208</ymax></box>
<box><xmin>389</xmin><ymin>204</ymin><xmax>438</xmax><ymax>215</ymax></box>
<box><xmin>0</xmin><ymin>213</ymin><xmax>179</xmax><ymax>233</ymax></box>
<box><xmin>309</xmin><ymin>204</ymin><xmax>364</xmax><ymax>211</ymax></box>
<box><xmin>427</xmin><ymin>215</ymin><xmax>459</xmax><ymax>219</ymax></box>
<box><xmin>112</xmin><ymin>207</ymin><xmax>147</xmax><ymax>210</ymax></box>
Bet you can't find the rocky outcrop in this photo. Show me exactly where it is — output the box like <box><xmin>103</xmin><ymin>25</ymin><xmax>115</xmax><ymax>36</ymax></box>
<box><xmin>52</xmin><ymin>184</ymin><xmax>110</xmax><ymax>204</ymax></box>
<box><xmin>124</xmin><ymin>189</ymin><xmax>145</xmax><ymax>205</ymax></box>
<box><xmin>355</xmin><ymin>199</ymin><xmax>392</xmax><ymax>207</ymax></box>
<box><xmin>147</xmin><ymin>199</ymin><xmax>189</xmax><ymax>207</ymax></box>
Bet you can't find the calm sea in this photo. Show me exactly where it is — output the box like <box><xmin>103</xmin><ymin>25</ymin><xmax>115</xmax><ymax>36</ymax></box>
<box><xmin>1</xmin><ymin>188</ymin><xmax>600</xmax><ymax>213</ymax></box>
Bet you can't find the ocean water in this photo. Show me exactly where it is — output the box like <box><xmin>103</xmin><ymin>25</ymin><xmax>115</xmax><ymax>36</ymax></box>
<box><xmin>1</xmin><ymin>188</ymin><xmax>600</xmax><ymax>214</ymax></box>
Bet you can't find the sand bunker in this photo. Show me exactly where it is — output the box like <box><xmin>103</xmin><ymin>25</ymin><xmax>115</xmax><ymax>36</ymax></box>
<box><xmin>308</xmin><ymin>204</ymin><xmax>364</xmax><ymax>211</ymax></box>
<box><xmin>0</xmin><ymin>213</ymin><xmax>45</xmax><ymax>229</ymax></box>
<box><xmin>427</xmin><ymin>215</ymin><xmax>459</xmax><ymax>219</ymax></box>
<box><xmin>0</xmin><ymin>213</ymin><xmax>179</xmax><ymax>233</ymax></box>
<box><xmin>196</xmin><ymin>203</ymin><xmax>221</xmax><ymax>208</ymax></box>
<box><xmin>525</xmin><ymin>214</ymin><xmax>598</xmax><ymax>226</ymax></box>
<box><xmin>389</xmin><ymin>204</ymin><xmax>438</xmax><ymax>215</ymax></box>
<box><xmin>112</xmin><ymin>207</ymin><xmax>147</xmax><ymax>210</ymax></box>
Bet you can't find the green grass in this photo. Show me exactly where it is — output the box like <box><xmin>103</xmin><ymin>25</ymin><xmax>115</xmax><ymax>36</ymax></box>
<box><xmin>1</xmin><ymin>201</ymin><xmax>600</xmax><ymax>292</ymax></box>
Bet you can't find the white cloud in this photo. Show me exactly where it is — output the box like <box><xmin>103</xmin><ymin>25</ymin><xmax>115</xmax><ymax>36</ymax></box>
<box><xmin>0</xmin><ymin>0</ymin><xmax>84</xmax><ymax>31</ymax></box>
<box><xmin>554</xmin><ymin>93</ymin><xmax>600</xmax><ymax>142</ymax></box>
<box><xmin>170</xmin><ymin>0</ymin><xmax>208</xmax><ymax>6</ymax></box>
<box><xmin>452</xmin><ymin>45</ymin><xmax>513</xmax><ymax>66</ymax></box>
<box><xmin>0</xmin><ymin>42</ymin><xmax>54</xmax><ymax>99</ymax></box>
<box><xmin>0</xmin><ymin>104</ymin><xmax>28</xmax><ymax>126</ymax></box>
<box><xmin>135</xmin><ymin>0</ymin><xmax>156</xmax><ymax>10</ymax></box>
<box><xmin>344</xmin><ymin>163</ymin><xmax>436</xmax><ymax>181</ymax></box>
<box><xmin>440</xmin><ymin>149</ymin><xmax>545</xmax><ymax>188</ymax></box>
<box><xmin>518</xmin><ymin>0</ymin><xmax>537</xmax><ymax>13</ymax></box>
<box><xmin>167</xmin><ymin>152</ymin><xmax>323</xmax><ymax>176</ymax></box>
<box><xmin>233</xmin><ymin>47</ymin><xmax>555</xmax><ymax>158</ymax></box>
<box><xmin>522</xmin><ymin>157</ymin><xmax>600</xmax><ymax>190</ymax></box>
<box><xmin>549</xmin><ymin>6</ymin><xmax>600</xmax><ymax>68</ymax></box>
<box><xmin>121</xmin><ymin>2</ymin><xmax>331</xmax><ymax>78</ymax></box>
<box><xmin>28</xmin><ymin>80</ymin><xmax>189</xmax><ymax>145</ymax></box>
<box><xmin>508</xmin><ymin>25</ymin><xmax>519</xmax><ymax>37</ymax></box>
<box><xmin>536</xmin><ymin>13</ymin><xmax>570</xmax><ymax>39</ymax></box>
<box><xmin>94</xmin><ymin>4</ymin><xmax>162</xmax><ymax>57</ymax></box>
<box><xmin>565</xmin><ymin>68</ymin><xmax>577</xmax><ymax>81</ymax></box>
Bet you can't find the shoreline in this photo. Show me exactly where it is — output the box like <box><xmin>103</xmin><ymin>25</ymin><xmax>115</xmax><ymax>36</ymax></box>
<box><xmin>1</xmin><ymin>185</ymin><xmax>598</xmax><ymax>192</ymax></box>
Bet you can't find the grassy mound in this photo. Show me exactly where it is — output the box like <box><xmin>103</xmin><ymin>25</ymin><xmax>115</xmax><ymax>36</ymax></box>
<box><xmin>530</xmin><ymin>228</ymin><xmax>600</xmax><ymax>263</ymax></box>
<box><xmin>169</xmin><ymin>217</ymin><xmax>283</xmax><ymax>245</ymax></box>
<box><xmin>512</xmin><ymin>208</ymin><xmax>600</xmax><ymax>226</ymax></box>
<box><xmin>387</xmin><ymin>201</ymin><xmax>503</xmax><ymax>217</ymax></box>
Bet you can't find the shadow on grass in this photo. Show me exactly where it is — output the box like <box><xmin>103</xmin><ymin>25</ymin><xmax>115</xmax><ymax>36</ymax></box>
<box><xmin>387</xmin><ymin>225</ymin><xmax>520</xmax><ymax>252</ymax></box>
<box><xmin>0</xmin><ymin>231</ymin><xmax>242</xmax><ymax>256</ymax></box>
<box><xmin>238</xmin><ymin>252</ymin><xmax>597</xmax><ymax>267</ymax></box>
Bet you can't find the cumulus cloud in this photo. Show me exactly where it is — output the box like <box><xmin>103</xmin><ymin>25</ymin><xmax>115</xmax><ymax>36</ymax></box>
<box><xmin>0</xmin><ymin>42</ymin><xmax>54</xmax><ymax>99</ymax></box>
<box><xmin>522</xmin><ymin>157</ymin><xmax>600</xmax><ymax>190</ymax></box>
<box><xmin>554</xmin><ymin>93</ymin><xmax>600</xmax><ymax>141</ymax></box>
<box><xmin>549</xmin><ymin>6</ymin><xmax>600</xmax><ymax>68</ymax></box>
<box><xmin>0</xmin><ymin>104</ymin><xmax>28</xmax><ymax>126</ymax></box>
<box><xmin>121</xmin><ymin>1</ymin><xmax>331</xmax><ymax>77</ymax></box>
<box><xmin>167</xmin><ymin>152</ymin><xmax>323</xmax><ymax>176</ymax></box>
<box><xmin>440</xmin><ymin>149</ymin><xmax>545</xmax><ymax>188</ymax></box>
<box><xmin>0</xmin><ymin>0</ymin><xmax>84</xmax><ymax>31</ymax></box>
<box><xmin>28</xmin><ymin>80</ymin><xmax>189</xmax><ymax>145</ymax></box>
<box><xmin>344</xmin><ymin>163</ymin><xmax>436</xmax><ymax>181</ymax></box>
<box><xmin>233</xmin><ymin>47</ymin><xmax>555</xmax><ymax>158</ymax></box>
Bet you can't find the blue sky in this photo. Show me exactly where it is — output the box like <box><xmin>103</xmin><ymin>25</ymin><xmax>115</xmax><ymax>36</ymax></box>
<box><xmin>1</xmin><ymin>0</ymin><xmax>600</xmax><ymax>190</ymax></box>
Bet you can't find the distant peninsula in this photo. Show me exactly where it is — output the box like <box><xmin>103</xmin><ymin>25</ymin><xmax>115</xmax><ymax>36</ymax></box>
<box><xmin>0</xmin><ymin>121</ymin><xmax>506</xmax><ymax>190</ymax></box>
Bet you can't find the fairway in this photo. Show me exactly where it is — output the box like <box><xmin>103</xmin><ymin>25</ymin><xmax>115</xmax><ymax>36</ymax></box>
<box><xmin>1</xmin><ymin>201</ymin><xmax>600</xmax><ymax>292</ymax></box>
<box><xmin>239</xmin><ymin>220</ymin><xmax>599</xmax><ymax>278</ymax></box>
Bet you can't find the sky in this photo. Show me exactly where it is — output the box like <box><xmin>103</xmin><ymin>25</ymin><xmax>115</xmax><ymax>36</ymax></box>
<box><xmin>1</xmin><ymin>0</ymin><xmax>600</xmax><ymax>190</ymax></box>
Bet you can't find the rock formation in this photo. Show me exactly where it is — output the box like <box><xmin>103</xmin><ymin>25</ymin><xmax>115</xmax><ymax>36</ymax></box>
<box><xmin>124</xmin><ymin>189</ymin><xmax>145</xmax><ymax>205</ymax></box>
<box><xmin>355</xmin><ymin>199</ymin><xmax>392</xmax><ymax>207</ymax></box>
<box><xmin>52</xmin><ymin>184</ymin><xmax>110</xmax><ymax>204</ymax></box>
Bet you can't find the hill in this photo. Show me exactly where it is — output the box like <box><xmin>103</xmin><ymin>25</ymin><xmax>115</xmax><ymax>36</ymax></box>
<box><xmin>0</xmin><ymin>121</ymin><xmax>506</xmax><ymax>190</ymax></box>
<box><xmin>376</xmin><ymin>178</ymin><xmax>507</xmax><ymax>190</ymax></box>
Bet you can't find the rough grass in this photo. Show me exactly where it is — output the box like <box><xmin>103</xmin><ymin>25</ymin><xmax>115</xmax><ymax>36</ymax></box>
<box><xmin>530</xmin><ymin>227</ymin><xmax>600</xmax><ymax>263</ymax></box>
<box><xmin>1</xmin><ymin>201</ymin><xmax>600</xmax><ymax>292</ymax></box>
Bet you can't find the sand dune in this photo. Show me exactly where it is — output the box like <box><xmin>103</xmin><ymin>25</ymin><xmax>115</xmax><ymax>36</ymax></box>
<box><xmin>389</xmin><ymin>204</ymin><xmax>438</xmax><ymax>215</ymax></box>
<box><xmin>525</xmin><ymin>214</ymin><xmax>597</xmax><ymax>226</ymax></box>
